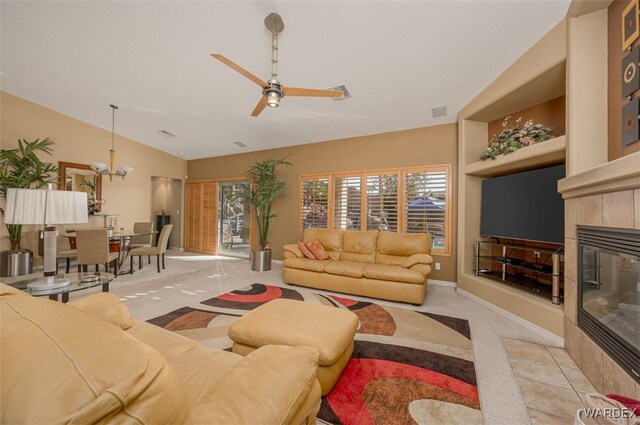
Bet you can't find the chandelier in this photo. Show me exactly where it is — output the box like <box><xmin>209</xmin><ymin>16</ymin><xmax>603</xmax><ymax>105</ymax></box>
<box><xmin>92</xmin><ymin>104</ymin><xmax>133</xmax><ymax>181</ymax></box>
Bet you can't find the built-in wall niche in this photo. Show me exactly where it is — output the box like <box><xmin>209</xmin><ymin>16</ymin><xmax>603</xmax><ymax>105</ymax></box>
<box><xmin>487</xmin><ymin>96</ymin><xmax>566</xmax><ymax>142</ymax></box>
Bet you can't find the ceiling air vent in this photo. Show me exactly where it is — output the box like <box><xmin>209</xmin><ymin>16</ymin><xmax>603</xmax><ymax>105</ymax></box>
<box><xmin>328</xmin><ymin>85</ymin><xmax>351</xmax><ymax>100</ymax></box>
<box><xmin>233</xmin><ymin>141</ymin><xmax>248</xmax><ymax>148</ymax></box>
<box><xmin>159</xmin><ymin>129</ymin><xmax>177</xmax><ymax>137</ymax></box>
<box><xmin>431</xmin><ymin>105</ymin><xmax>448</xmax><ymax>118</ymax></box>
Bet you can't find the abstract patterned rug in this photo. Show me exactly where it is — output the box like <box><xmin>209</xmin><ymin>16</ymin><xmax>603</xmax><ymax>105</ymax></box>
<box><xmin>148</xmin><ymin>284</ymin><xmax>483</xmax><ymax>424</ymax></box>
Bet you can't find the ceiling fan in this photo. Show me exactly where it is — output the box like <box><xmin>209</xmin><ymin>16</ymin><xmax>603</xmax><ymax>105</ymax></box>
<box><xmin>211</xmin><ymin>13</ymin><xmax>344</xmax><ymax>117</ymax></box>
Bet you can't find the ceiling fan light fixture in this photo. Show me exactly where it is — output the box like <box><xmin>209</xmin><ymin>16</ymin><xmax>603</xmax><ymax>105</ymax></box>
<box><xmin>266</xmin><ymin>91</ymin><xmax>280</xmax><ymax>108</ymax></box>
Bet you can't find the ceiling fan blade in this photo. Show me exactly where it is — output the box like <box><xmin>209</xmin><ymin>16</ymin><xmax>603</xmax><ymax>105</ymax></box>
<box><xmin>211</xmin><ymin>54</ymin><xmax>269</xmax><ymax>88</ymax></box>
<box><xmin>283</xmin><ymin>87</ymin><xmax>343</xmax><ymax>98</ymax></box>
<box><xmin>251</xmin><ymin>96</ymin><xmax>268</xmax><ymax>117</ymax></box>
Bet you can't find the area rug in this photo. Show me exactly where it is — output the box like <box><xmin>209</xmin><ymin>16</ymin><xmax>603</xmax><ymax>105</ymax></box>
<box><xmin>148</xmin><ymin>284</ymin><xmax>483</xmax><ymax>424</ymax></box>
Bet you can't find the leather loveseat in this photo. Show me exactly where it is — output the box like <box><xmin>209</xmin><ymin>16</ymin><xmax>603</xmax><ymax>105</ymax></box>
<box><xmin>0</xmin><ymin>284</ymin><xmax>321</xmax><ymax>424</ymax></box>
<box><xmin>283</xmin><ymin>229</ymin><xmax>433</xmax><ymax>305</ymax></box>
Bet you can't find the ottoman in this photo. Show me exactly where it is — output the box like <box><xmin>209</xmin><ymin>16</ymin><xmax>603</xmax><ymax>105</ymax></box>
<box><xmin>228</xmin><ymin>298</ymin><xmax>360</xmax><ymax>395</ymax></box>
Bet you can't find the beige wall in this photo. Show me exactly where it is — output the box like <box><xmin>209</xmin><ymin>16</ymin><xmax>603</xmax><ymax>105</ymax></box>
<box><xmin>0</xmin><ymin>92</ymin><xmax>187</xmax><ymax>255</ymax></box>
<box><xmin>151</xmin><ymin>177</ymin><xmax>183</xmax><ymax>249</ymax></box>
<box><xmin>188</xmin><ymin>123</ymin><xmax>458</xmax><ymax>283</ymax></box>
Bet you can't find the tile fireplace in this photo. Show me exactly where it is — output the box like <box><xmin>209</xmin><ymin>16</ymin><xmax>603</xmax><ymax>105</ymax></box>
<box><xmin>578</xmin><ymin>226</ymin><xmax>640</xmax><ymax>384</ymax></box>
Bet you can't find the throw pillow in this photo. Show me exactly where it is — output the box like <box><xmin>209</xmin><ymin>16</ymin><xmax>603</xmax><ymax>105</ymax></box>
<box><xmin>307</xmin><ymin>240</ymin><xmax>329</xmax><ymax>260</ymax></box>
<box><xmin>298</xmin><ymin>241</ymin><xmax>316</xmax><ymax>260</ymax></box>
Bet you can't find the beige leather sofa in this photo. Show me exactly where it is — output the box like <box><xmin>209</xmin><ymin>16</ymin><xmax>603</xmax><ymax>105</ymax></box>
<box><xmin>284</xmin><ymin>229</ymin><xmax>433</xmax><ymax>305</ymax></box>
<box><xmin>0</xmin><ymin>284</ymin><xmax>321</xmax><ymax>424</ymax></box>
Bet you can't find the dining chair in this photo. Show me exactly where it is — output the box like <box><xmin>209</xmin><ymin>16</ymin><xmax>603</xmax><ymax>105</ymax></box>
<box><xmin>129</xmin><ymin>224</ymin><xmax>173</xmax><ymax>273</ymax></box>
<box><xmin>56</xmin><ymin>231</ymin><xmax>77</xmax><ymax>274</ymax></box>
<box><xmin>76</xmin><ymin>229</ymin><xmax>119</xmax><ymax>277</ymax></box>
<box><xmin>131</xmin><ymin>222</ymin><xmax>154</xmax><ymax>264</ymax></box>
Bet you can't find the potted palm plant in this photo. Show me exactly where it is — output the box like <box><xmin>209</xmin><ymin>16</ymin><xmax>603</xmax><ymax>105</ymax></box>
<box><xmin>239</xmin><ymin>157</ymin><xmax>291</xmax><ymax>271</ymax></box>
<box><xmin>0</xmin><ymin>138</ymin><xmax>58</xmax><ymax>276</ymax></box>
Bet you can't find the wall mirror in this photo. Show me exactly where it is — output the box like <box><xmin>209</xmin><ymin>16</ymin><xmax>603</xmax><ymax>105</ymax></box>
<box><xmin>58</xmin><ymin>161</ymin><xmax>103</xmax><ymax>214</ymax></box>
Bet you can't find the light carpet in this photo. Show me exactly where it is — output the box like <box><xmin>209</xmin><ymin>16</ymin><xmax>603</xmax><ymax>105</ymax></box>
<box><xmin>148</xmin><ymin>283</ymin><xmax>483</xmax><ymax>425</ymax></box>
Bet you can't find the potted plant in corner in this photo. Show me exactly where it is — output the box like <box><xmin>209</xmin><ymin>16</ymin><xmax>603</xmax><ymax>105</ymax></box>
<box><xmin>239</xmin><ymin>157</ymin><xmax>291</xmax><ymax>271</ymax></box>
<box><xmin>0</xmin><ymin>138</ymin><xmax>58</xmax><ymax>276</ymax></box>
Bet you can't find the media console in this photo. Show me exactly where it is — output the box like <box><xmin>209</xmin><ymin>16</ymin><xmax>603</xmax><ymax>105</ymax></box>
<box><xmin>474</xmin><ymin>237</ymin><xmax>564</xmax><ymax>305</ymax></box>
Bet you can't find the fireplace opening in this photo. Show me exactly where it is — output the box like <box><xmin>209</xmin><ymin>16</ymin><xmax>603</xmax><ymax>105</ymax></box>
<box><xmin>578</xmin><ymin>226</ymin><xmax>640</xmax><ymax>384</ymax></box>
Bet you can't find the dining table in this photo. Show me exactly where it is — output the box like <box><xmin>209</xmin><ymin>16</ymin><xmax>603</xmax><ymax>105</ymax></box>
<box><xmin>63</xmin><ymin>229</ymin><xmax>154</xmax><ymax>275</ymax></box>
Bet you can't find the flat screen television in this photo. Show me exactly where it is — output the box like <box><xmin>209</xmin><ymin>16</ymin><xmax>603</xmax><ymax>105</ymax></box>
<box><xmin>480</xmin><ymin>164</ymin><xmax>565</xmax><ymax>244</ymax></box>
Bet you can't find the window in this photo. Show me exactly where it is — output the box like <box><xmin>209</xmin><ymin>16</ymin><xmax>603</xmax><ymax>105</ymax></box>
<box><xmin>300</xmin><ymin>177</ymin><xmax>329</xmax><ymax>230</ymax></box>
<box><xmin>404</xmin><ymin>169</ymin><xmax>447</xmax><ymax>252</ymax></box>
<box><xmin>333</xmin><ymin>176</ymin><xmax>362</xmax><ymax>230</ymax></box>
<box><xmin>366</xmin><ymin>173</ymin><xmax>398</xmax><ymax>232</ymax></box>
<box><xmin>299</xmin><ymin>165</ymin><xmax>451</xmax><ymax>255</ymax></box>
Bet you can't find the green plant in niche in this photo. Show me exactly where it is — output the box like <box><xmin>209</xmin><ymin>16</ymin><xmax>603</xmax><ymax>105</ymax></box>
<box><xmin>0</xmin><ymin>138</ymin><xmax>58</xmax><ymax>250</ymax></box>
<box><xmin>238</xmin><ymin>157</ymin><xmax>291</xmax><ymax>251</ymax></box>
<box><xmin>480</xmin><ymin>116</ymin><xmax>554</xmax><ymax>161</ymax></box>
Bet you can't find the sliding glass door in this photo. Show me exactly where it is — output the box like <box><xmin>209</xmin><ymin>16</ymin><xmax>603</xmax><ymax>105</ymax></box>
<box><xmin>218</xmin><ymin>182</ymin><xmax>250</xmax><ymax>258</ymax></box>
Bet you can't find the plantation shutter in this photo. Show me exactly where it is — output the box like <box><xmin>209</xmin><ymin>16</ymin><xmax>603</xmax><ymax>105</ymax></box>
<box><xmin>333</xmin><ymin>175</ymin><xmax>362</xmax><ymax>230</ymax></box>
<box><xmin>404</xmin><ymin>169</ymin><xmax>447</xmax><ymax>251</ymax></box>
<box><xmin>300</xmin><ymin>177</ymin><xmax>329</xmax><ymax>235</ymax></box>
<box><xmin>366</xmin><ymin>173</ymin><xmax>399</xmax><ymax>232</ymax></box>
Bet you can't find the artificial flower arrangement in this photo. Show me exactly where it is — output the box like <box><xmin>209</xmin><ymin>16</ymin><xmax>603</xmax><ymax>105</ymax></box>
<box><xmin>480</xmin><ymin>116</ymin><xmax>554</xmax><ymax>161</ymax></box>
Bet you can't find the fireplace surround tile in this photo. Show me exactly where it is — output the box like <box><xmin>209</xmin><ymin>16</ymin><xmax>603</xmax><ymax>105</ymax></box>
<box><xmin>503</xmin><ymin>338</ymin><xmax>556</xmax><ymax>364</ymax></box>
<box><xmin>635</xmin><ymin>189</ymin><xmax>640</xmax><ymax>229</ymax></box>
<box><xmin>564</xmin><ymin>238</ymin><xmax>577</xmax><ymax>283</ymax></box>
<box><xmin>563</xmin><ymin>277</ymin><xmax>577</xmax><ymax>324</ymax></box>
<box><xmin>579</xmin><ymin>194</ymin><xmax>603</xmax><ymax>226</ymax></box>
<box><xmin>509</xmin><ymin>357</ymin><xmax>573</xmax><ymax>389</ymax></box>
<box><xmin>516</xmin><ymin>376</ymin><xmax>584</xmax><ymax>419</ymax></box>
<box><xmin>564</xmin><ymin>318</ymin><xmax>581</xmax><ymax>364</ymax></box>
<box><xmin>602</xmin><ymin>354</ymin><xmax>637</xmax><ymax>397</ymax></box>
<box><xmin>565</xmin><ymin>198</ymin><xmax>580</xmax><ymax>239</ymax></box>
<box><xmin>603</xmin><ymin>190</ymin><xmax>634</xmax><ymax>228</ymax></box>
<box><xmin>579</xmin><ymin>330</ymin><xmax>604</xmax><ymax>390</ymax></box>
<box><xmin>527</xmin><ymin>407</ymin><xmax>574</xmax><ymax>425</ymax></box>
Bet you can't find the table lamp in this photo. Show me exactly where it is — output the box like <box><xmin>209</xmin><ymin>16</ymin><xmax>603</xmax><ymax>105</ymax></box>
<box><xmin>4</xmin><ymin>187</ymin><xmax>88</xmax><ymax>291</ymax></box>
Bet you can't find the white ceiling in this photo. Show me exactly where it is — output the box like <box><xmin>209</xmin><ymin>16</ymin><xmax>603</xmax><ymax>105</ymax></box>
<box><xmin>1</xmin><ymin>1</ymin><xmax>570</xmax><ymax>160</ymax></box>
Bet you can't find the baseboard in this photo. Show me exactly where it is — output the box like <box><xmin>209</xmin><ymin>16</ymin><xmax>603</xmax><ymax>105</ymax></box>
<box><xmin>272</xmin><ymin>259</ymin><xmax>283</xmax><ymax>265</ymax></box>
<box><xmin>428</xmin><ymin>279</ymin><xmax>456</xmax><ymax>288</ymax></box>
<box><xmin>457</xmin><ymin>287</ymin><xmax>565</xmax><ymax>347</ymax></box>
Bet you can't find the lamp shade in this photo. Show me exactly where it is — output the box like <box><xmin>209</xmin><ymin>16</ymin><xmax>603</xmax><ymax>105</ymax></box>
<box><xmin>4</xmin><ymin>188</ymin><xmax>89</xmax><ymax>225</ymax></box>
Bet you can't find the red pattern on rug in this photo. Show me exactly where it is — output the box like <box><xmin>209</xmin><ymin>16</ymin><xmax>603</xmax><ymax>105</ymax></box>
<box><xmin>327</xmin><ymin>358</ymin><xmax>479</xmax><ymax>424</ymax></box>
<box><xmin>216</xmin><ymin>284</ymin><xmax>283</xmax><ymax>303</ymax></box>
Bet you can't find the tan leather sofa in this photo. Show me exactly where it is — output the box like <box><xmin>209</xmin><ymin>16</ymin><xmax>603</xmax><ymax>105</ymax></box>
<box><xmin>0</xmin><ymin>284</ymin><xmax>321</xmax><ymax>424</ymax></box>
<box><xmin>284</xmin><ymin>229</ymin><xmax>434</xmax><ymax>305</ymax></box>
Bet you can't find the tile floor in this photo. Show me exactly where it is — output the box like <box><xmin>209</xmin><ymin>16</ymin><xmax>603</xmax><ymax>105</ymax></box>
<box><xmin>503</xmin><ymin>338</ymin><xmax>596</xmax><ymax>424</ymax></box>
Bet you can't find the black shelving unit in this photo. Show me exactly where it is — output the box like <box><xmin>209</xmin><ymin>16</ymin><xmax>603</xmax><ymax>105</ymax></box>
<box><xmin>474</xmin><ymin>237</ymin><xmax>564</xmax><ymax>304</ymax></box>
<box><xmin>156</xmin><ymin>214</ymin><xmax>170</xmax><ymax>246</ymax></box>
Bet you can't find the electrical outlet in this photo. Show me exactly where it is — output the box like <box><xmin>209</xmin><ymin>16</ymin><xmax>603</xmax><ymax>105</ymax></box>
<box><xmin>534</xmin><ymin>251</ymin><xmax>540</xmax><ymax>259</ymax></box>
<box><xmin>435</xmin><ymin>262</ymin><xmax>441</xmax><ymax>271</ymax></box>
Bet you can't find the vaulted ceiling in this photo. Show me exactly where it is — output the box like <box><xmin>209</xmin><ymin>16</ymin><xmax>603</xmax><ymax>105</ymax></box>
<box><xmin>1</xmin><ymin>1</ymin><xmax>570</xmax><ymax>159</ymax></box>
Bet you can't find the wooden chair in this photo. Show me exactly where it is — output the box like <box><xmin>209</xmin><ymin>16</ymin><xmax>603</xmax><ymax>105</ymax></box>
<box><xmin>130</xmin><ymin>224</ymin><xmax>173</xmax><ymax>273</ymax></box>
<box><xmin>76</xmin><ymin>229</ymin><xmax>119</xmax><ymax>276</ymax></box>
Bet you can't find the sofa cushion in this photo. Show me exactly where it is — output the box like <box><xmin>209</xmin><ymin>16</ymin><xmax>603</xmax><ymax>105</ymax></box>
<box><xmin>298</xmin><ymin>241</ymin><xmax>316</xmax><ymax>259</ymax></box>
<box><xmin>363</xmin><ymin>263</ymin><xmax>426</xmax><ymax>284</ymax></box>
<box><xmin>325</xmin><ymin>260</ymin><xmax>367</xmax><ymax>278</ymax></box>
<box><xmin>340</xmin><ymin>230</ymin><xmax>378</xmax><ymax>263</ymax></box>
<box><xmin>70</xmin><ymin>292</ymin><xmax>134</xmax><ymax>330</ymax></box>
<box><xmin>0</xmin><ymin>284</ymin><xmax>191</xmax><ymax>424</ymax></box>
<box><xmin>303</xmin><ymin>228</ymin><xmax>344</xmax><ymax>260</ymax></box>
<box><xmin>192</xmin><ymin>345</ymin><xmax>320</xmax><ymax>425</ymax></box>
<box><xmin>283</xmin><ymin>257</ymin><xmax>331</xmax><ymax>273</ymax></box>
<box><xmin>128</xmin><ymin>321</ymin><xmax>243</xmax><ymax>411</ymax></box>
<box><xmin>307</xmin><ymin>240</ymin><xmax>329</xmax><ymax>260</ymax></box>
<box><xmin>376</xmin><ymin>231</ymin><xmax>432</xmax><ymax>265</ymax></box>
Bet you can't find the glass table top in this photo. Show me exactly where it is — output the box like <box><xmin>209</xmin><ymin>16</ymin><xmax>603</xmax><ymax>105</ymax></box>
<box><xmin>2</xmin><ymin>271</ymin><xmax>115</xmax><ymax>296</ymax></box>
